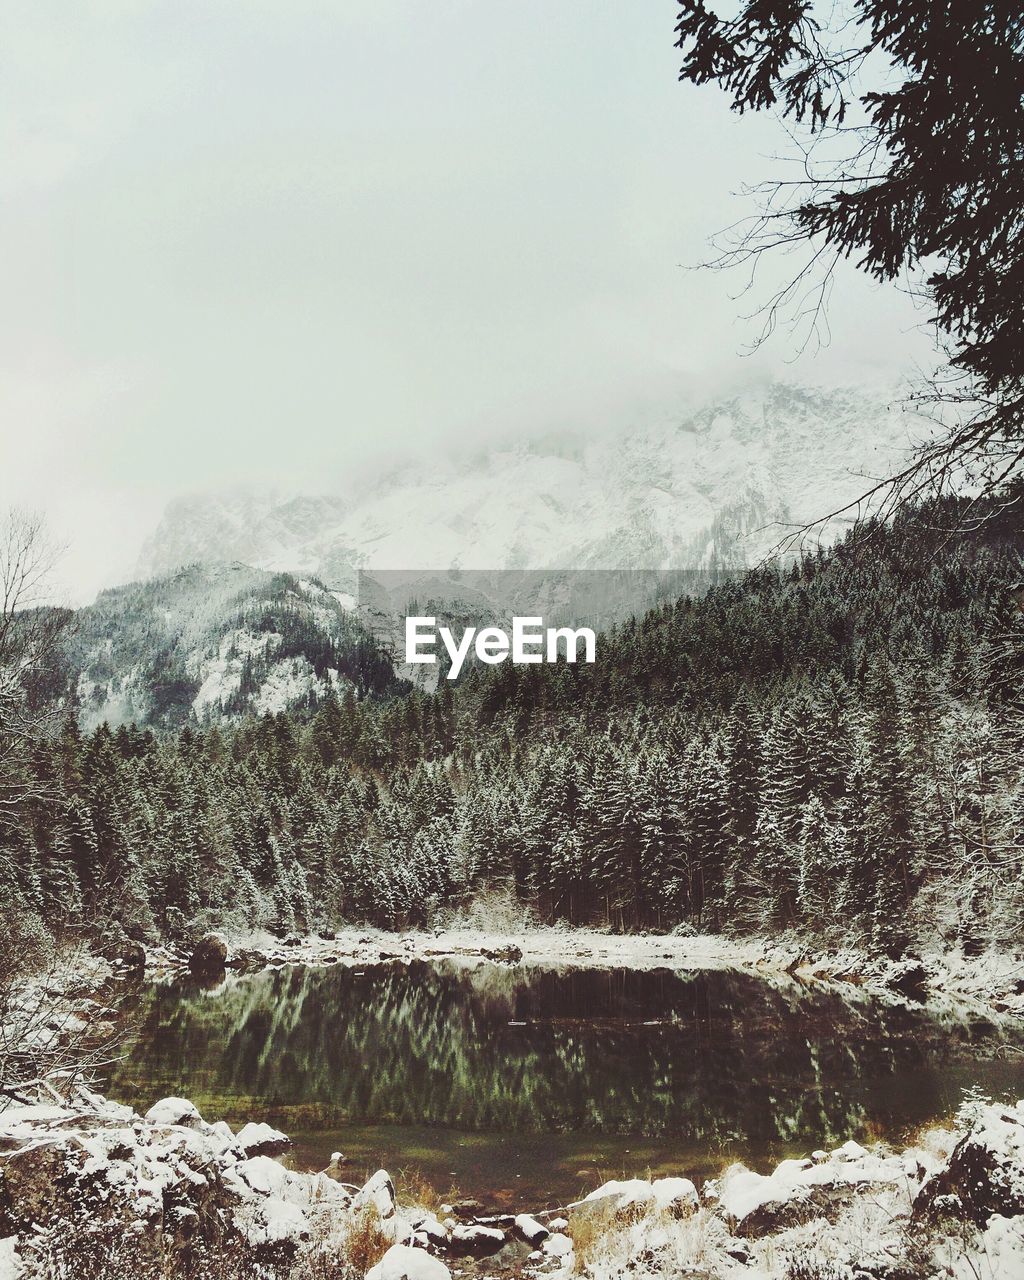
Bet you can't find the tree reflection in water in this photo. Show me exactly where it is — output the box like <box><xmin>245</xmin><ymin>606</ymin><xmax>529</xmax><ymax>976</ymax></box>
<box><xmin>110</xmin><ymin>961</ymin><xmax>1024</xmax><ymax>1145</ymax></box>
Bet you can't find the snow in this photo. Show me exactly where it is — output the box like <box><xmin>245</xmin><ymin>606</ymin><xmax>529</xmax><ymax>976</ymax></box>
<box><xmin>2</xmin><ymin>1083</ymin><xmax>1023</xmax><ymax>1280</ymax></box>
<box><xmin>0</xmin><ymin>1239</ymin><xmax>21</xmax><ymax>1280</ymax></box>
<box><xmin>353</xmin><ymin>1169</ymin><xmax>397</xmax><ymax>1220</ymax></box>
<box><xmin>960</xmin><ymin>1214</ymin><xmax>1024</xmax><ymax>1280</ymax></box>
<box><xmin>366</xmin><ymin>1244</ymin><xmax>451</xmax><ymax>1280</ymax></box>
<box><xmin>514</xmin><ymin>1212</ymin><xmax>549</xmax><ymax>1244</ymax></box>
<box><xmin>237</xmin><ymin>1198</ymin><xmax>309</xmax><ymax>1247</ymax></box>
<box><xmin>252</xmin><ymin>656</ymin><xmax>320</xmax><ymax>716</ymax></box>
<box><xmin>191</xmin><ymin>628</ymin><xmax>278</xmax><ymax>717</ymax></box>
<box><xmin>236</xmin><ymin>1155</ymin><xmax>291</xmax><ymax>1197</ymax></box>
<box><xmin>716</xmin><ymin>1144</ymin><xmax>912</xmax><ymax>1227</ymax></box>
<box><xmin>543</xmin><ymin>1232</ymin><xmax>574</xmax><ymax>1258</ymax></box>
<box><xmin>144</xmin><ymin>1096</ymin><xmax>204</xmax><ymax>1128</ymax></box>
<box><xmin>235</xmin><ymin>1120</ymin><xmax>290</xmax><ymax>1155</ymax></box>
<box><xmin>579</xmin><ymin>1177</ymin><xmax>698</xmax><ymax>1214</ymax></box>
<box><xmin>138</xmin><ymin>384</ymin><xmax>933</xmax><ymax>586</ymax></box>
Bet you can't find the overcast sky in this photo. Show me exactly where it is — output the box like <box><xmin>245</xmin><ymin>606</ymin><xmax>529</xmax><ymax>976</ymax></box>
<box><xmin>0</xmin><ymin>1</ymin><xmax>934</xmax><ymax>601</ymax></box>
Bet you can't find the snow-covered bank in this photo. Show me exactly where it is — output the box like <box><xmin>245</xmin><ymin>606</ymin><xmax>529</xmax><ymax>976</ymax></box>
<box><xmin>1</xmin><ymin>1087</ymin><xmax>1023</xmax><ymax>1279</ymax></box>
<box><xmin>137</xmin><ymin>925</ymin><xmax>1024</xmax><ymax>1023</ymax></box>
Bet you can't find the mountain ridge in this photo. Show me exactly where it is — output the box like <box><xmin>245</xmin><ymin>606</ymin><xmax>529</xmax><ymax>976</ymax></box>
<box><xmin>135</xmin><ymin>383</ymin><xmax>928</xmax><ymax>589</ymax></box>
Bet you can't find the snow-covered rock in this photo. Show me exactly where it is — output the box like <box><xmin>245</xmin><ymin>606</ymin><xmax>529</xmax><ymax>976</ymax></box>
<box><xmin>716</xmin><ymin>1144</ymin><xmax>914</xmax><ymax>1235</ymax></box>
<box><xmin>0</xmin><ymin>1238</ymin><xmax>22</xmax><ymax>1280</ymax></box>
<box><xmin>513</xmin><ymin>1212</ymin><xmax>549</xmax><ymax>1246</ymax></box>
<box><xmin>353</xmin><ymin>1169</ymin><xmax>398</xmax><ymax>1221</ymax></box>
<box><xmin>189</xmin><ymin>932</ymin><xmax>229</xmax><ymax>974</ymax></box>
<box><xmin>144</xmin><ymin>1096</ymin><xmax>205</xmax><ymax>1128</ymax></box>
<box><xmin>0</xmin><ymin>1090</ymin><xmax>350</xmax><ymax>1275</ymax></box>
<box><xmin>578</xmin><ymin>1176</ymin><xmax>698</xmax><ymax>1217</ymax></box>
<box><xmin>956</xmin><ymin>1213</ymin><xmax>1024</xmax><ymax>1280</ymax></box>
<box><xmin>448</xmin><ymin>1223</ymin><xmax>506</xmax><ymax>1256</ymax></box>
<box><xmin>542</xmin><ymin>1231</ymin><xmax>574</xmax><ymax>1258</ymax></box>
<box><xmin>916</xmin><ymin>1099</ymin><xmax>1024</xmax><ymax>1227</ymax></box>
<box><xmin>235</xmin><ymin>1120</ymin><xmax>291</xmax><ymax>1157</ymax></box>
<box><xmin>366</xmin><ymin>1243</ymin><xmax>451</xmax><ymax>1280</ymax></box>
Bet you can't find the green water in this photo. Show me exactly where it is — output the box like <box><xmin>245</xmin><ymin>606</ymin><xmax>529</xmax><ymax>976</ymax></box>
<box><xmin>105</xmin><ymin>960</ymin><xmax>1024</xmax><ymax>1210</ymax></box>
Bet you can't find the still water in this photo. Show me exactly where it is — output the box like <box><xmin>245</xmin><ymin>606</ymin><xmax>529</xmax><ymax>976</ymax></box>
<box><xmin>106</xmin><ymin>959</ymin><xmax>1024</xmax><ymax>1209</ymax></box>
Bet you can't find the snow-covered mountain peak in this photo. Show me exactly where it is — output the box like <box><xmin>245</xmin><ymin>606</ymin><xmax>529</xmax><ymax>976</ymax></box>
<box><xmin>135</xmin><ymin>382</ymin><xmax>926</xmax><ymax>588</ymax></box>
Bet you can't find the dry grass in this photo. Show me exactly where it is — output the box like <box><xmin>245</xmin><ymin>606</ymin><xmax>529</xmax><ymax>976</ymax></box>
<box><xmin>335</xmin><ymin>1205</ymin><xmax>391</xmax><ymax>1275</ymax></box>
<box><xmin>567</xmin><ymin>1201</ymin><xmax>650</xmax><ymax>1274</ymax></box>
<box><xmin>392</xmin><ymin>1166</ymin><xmax>457</xmax><ymax>1216</ymax></box>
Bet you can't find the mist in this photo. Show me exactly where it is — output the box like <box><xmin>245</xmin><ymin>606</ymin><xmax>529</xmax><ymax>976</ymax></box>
<box><xmin>0</xmin><ymin>1</ymin><xmax>933</xmax><ymax>602</ymax></box>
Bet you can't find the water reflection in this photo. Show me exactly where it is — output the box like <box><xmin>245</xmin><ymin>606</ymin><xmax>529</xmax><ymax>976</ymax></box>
<box><xmin>109</xmin><ymin>959</ymin><xmax>1024</xmax><ymax>1161</ymax></box>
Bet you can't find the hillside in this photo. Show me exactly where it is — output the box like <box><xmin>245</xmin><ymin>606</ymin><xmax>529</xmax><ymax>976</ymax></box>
<box><xmin>10</xmin><ymin>497</ymin><xmax>1024</xmax><ymax>956</ymax></box>
<box><xmin>65</xmin><ymin>562</ymin><xmax>404</xmax><ymax>730</ymax></box>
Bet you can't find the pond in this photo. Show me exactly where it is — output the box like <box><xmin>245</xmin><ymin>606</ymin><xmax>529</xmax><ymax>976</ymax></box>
<box><xmin>105</xmin><ymin>959</ymin><xmax>1024</xmax><ymax>1210</ymax></box>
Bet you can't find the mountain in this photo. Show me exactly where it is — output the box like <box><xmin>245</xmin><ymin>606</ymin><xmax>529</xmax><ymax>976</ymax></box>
<box><xmin>73</xmin><ymin>382</ymin><xmax>931</xmax><ymax>723</ymax></box>
<box><xmin>136</xmin><ymin>384</ymin><xmax>931</xmax><ymax>588</ymax></box>
<box><xmin>66</xmin><ymin>562</ymin><xmax>404</xmax><ymax>731</ymax></box>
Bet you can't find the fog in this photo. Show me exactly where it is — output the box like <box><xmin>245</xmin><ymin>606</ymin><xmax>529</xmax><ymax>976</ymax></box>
<box><xmin>0</xmin><ymin>1</ymin><xmax>934</xmax><ymax>601</ymax></box>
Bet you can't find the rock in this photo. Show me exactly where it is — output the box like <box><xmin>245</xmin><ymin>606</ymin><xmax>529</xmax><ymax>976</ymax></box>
<box><xmin>916</xmin><ymin>1103</ymin><xmax>1024</xmax><ymax>1227</ymax></box>
<box><xmin>542</xmin><ymin>1232</ymin><xmax>574</xmax><ymax>1258</ymax></box>
<box><xmin>145</xmin><ymin>1097</ymin><xmax>204</xmax><ymax>1128</ymax></box>
<box><xmin>0</xmin><ymin>1143</ymin><xmax>72</xmax><ymax>1226</ymax></box>
<box><xmin>451</xmin><ymin>1197</ymin><xmax>484</xmax><ymax>1216</ymax></box>
<box><xmin>835</xmin><ymin>1139</ymin><xmax>868</xmax><ymax>1161</ymax></box>
<box><xmin>353</xmin><ymin>1170</ymin><xmax>397</xmax><ymax>1220</ymax></box>
<box><xmin>237</xmin><ymin>1155</ymin><xmax>291</xmax><ymax>1198</ymax></box>
<box><xmin>227</xmin><ymin>948</ymin><xmax>269</xmax><ymax>973</ymax></box>
<box><xmin>480</xmin><ymin>945</ymin><xmax>523</xmax><ymax>964</ymax></box>
<box><xmin>188</xmin><ymin>933</ymin><xmax>229</xmax><ymax>974</ymax></box>
<box><xmin>416</xmin><ymin>1214</ymin><xmax>449</xmax><ymax>1248</ymax></box>
<box><xmin>578</xmin><ymin>1176</ymin><xmax>698</xmax><ymax>1217</ymax></box>
<box><xmin>548</xmin><ymin>1216</ymin><xmax>568</xmax><ymax>1232</ymax></box>
<box><xmin>283</xmin><ymin>933</ymin><xmax>302</xmax><ymax>947</ymax></box>
<box><xmin>235</xmin><ymin>1121</ymin><xmax>291</xmax><ymax>1158</ymax></box>
<box><xmin>448</xmin><ymin>1224</ymin><xmax>506</xmax><ymax>1256</ymax></box>
<box><xmin>367</xmin><ymin>1244</ymin><xmax>451</xmax><ymax>1280</ymax></box>
<box><xmin>513</xmin><ymin>1213</ymin><xmax>549</xmax><ymax>1246</ymax></box>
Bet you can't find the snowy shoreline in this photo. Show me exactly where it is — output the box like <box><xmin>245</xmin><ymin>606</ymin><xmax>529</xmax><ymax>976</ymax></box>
<box><xmin>128</xmin><ymin>925</ymin><xmax>1024</xmax><ymax>1025</ymax></box>
<box><xmin>5</xmin><ymin>930</ymin><xmax>1024</xmax><ymax>1275</ymax></box>
<box><xmin>1</xmin><ymin>1083</ymin><xmax>1023</xmax><ymax>1278</ymax></box>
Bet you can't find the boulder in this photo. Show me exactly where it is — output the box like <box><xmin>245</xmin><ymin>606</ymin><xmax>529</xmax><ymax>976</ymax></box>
<box><xmin>144</xmin><ymin>1097</ymin><xmax>204</xmax><ymax>1129</ymax></box>
<box><xmin>366</xmin><ymin>1244</ymin><xmax>451</xmax><ymax>1280</ymax></box>
<box><xmin>578</xmin><ymin>1176</ymin><xmax>698</xmax><ymax>1217</ymax></box>
<box><xmin>227</xmin><ymin>948</ymin><xmax>269</xmax><ymax>973</ymax></box>
<box><xmin>235</xmin><ymin>1122</ymin><xmax>291</xmax><ymax>1158</ymax></box>
<box><xmin>353</xmin><ymin>1170</ymin><xmax>397</xmax><ymax>1221</ymax></box>
<box><xmin>189</xmin><ymin>933</ymin><xmax>229</xmax><ymax>974</ymax></box>
<box><xmin>513</xmin><ymin>1213</ymin><xmax>549</xmax><ymax>1246</ymax></box>
<box><xmin>407</xmin><ymin>1212</ymin><xmax>449</xmax><ymax>1249</ymax></box>
<box><xmin>542</xmin><ymin>1232</ymin><xmax>574</xmax><ymax>1259</ymax></box>
<box><xmin>448</xmin><ymin>1224</ymin><xmax>506</xmax><ymax>1257</ymax></box>
<box><xmin>916</xmin><ymin>1103</ymin><xmax>1024</xmax><ymax>1227</ymax></box>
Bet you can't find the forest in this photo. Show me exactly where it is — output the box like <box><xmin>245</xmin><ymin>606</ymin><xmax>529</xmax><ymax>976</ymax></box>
<box><xmin>4</xmin><ymin>496</ymin><xmax>1024</xmax><ymax>962</ymax></box>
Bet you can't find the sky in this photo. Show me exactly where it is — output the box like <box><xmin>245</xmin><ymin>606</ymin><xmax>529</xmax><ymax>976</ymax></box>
<box><xmin>0</xmin><ymin>1</ymin><xmax>935</xmax><ymax>602</ymax></box>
